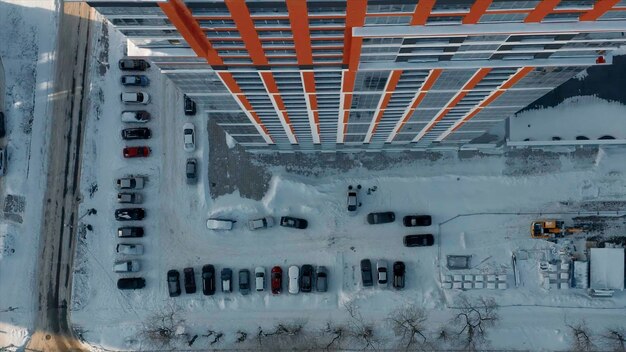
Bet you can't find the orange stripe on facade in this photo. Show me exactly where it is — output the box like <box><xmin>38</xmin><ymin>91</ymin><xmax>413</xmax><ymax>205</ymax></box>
<box><xmin>444</xmin><ymin>67</ymin><xmax>535</xmax><ymax>137</ymax></box>
<box><xmin>158</xmin><ymin>0</ymin><xmax>223</xmax><ymax>66</ymax></box>
<box><xmin>286</xmin><ymin>0</ymin><xmax>319</xmax><ymax>141</ymax></box>
<box><xmin>415</xmin><ymin>68</ymin><xmax>491</xmax><ymax>141</ymax></box>
<box><xmin>580</xmin><ymin>0</ymin><xmax>619</xmax><ymax>21</ymax></box>
<box><xmin>411</xmin><ymin>0</ymin><xmax>436</xmax><ymax>25</ymax></box>
<box><xmin>524</xmin><ymin>0</ymin><xmax>561</xmax><ymax>22</ymax></box>
<box><xmin>368</xmin><ymin>70</ymin><xmax>403</xmax><ymax>139</ymax></box>
<box><xmin>463</xmin><ymin>0</ymin><xmax>493</xmax><ymax>24</ymax></box>
<box><xmin>387</xmin><ymin>69</ymin><xmax>442</xmax><ymax>142</ymax></box>
<box><xmin>342</xmin><ymin>0</ymin><xmax>367</xmax><ymax>65</ymax></box>
<box><xmin>225</xmin><ymin>0</ymin><xmax>268</xmax><ymax>65</ymax></box>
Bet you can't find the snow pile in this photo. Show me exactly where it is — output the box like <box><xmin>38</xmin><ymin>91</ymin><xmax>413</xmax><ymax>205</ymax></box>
<box><xmin>224</xmin><ymin>131</ymin><xmax>236</xmax><ymax>149</ymax></box>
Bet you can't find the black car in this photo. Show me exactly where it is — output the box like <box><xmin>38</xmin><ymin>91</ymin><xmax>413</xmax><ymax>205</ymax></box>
<box><xmin>366</xmin><ymin>212</ymin><xmax>395</xmax><ymax>225</ymax></box>
<box><xmin>184</xmin><ymin>267</ymin><xmax>196</xmax><ymax>294</ymax></box>
<box><xmin>239</xmin><ymin>269</ymin><xmax>250</xmax><ymax>295</ymax></box>
<box><xmin>184</xmin><ymin>94</ymin><xmax>197</xmax><ymax>115</ymax></box>
<box><xmin>117</xmin><ymin>277</ymin><xmax>146</xmax><ymax>290</ymax></box>
<box><xmin>403</xmin><ymin>234</ymin><xmax>434</xmax><ymax>247</ymax></box>
<box><xmin>300</xmin><ymin>264</ymin><xmax>314</xmax><ymax>292</ymax></box>
<box><xmin>221</xmin><ymin>268</ymin><xmax>233</xmax><ymax>293</ymax></box>
<box><xmin>316</xmin><ymin>266</ymin><xmax>328</xmax><ymax>292</ymax></box>
<box><xmin>117</xmin><ymin>226</ymin><xmax>144</xmax><ymax>238</ymax></box>
<box><xmin>202</xmin><ymin>264</ymin><xmax>216</xmax><ymax>296</ymax></box>
<box><xmin>118</xmin><ymin>58</ymin><xmax>150</xmax><ymax>71</ymax></box>
<box><xmin>186</xmin><ymin>158</ymin><xmax>197</xmax><ymax>184</ymax></box>
<box><xmin>392</xmin><ymin>261</ymin><xmax>405</xmax><ymax>289</ymax></box>
<box><xmin>121</xmin><ymin>127</ymin><xmax>151</xmax><ymax>140</ymax></box>
<box><xmin>403</xmin><ymin>215</ymin><xmax>432</xmax><ymax>227</ymax></box>
<box><xmin>0</xmin><ymin>112</ymin><xmax>5</xmax><ymax>138</ymax></box>
<box><xmin>115</xmin><ymin>208</ymin><xmax>145</xmax><ymax>221</ymax></box>
<box><xmin>280</xmin><ymin>216</ymin><xmax>308</xmax><ymax>229</ymax></box>
<box><xmin>167</xmin><ymin>270</ymin><xmax>181</xmax><ymax>297</ymax></box>
<box><xmin>360</xmin><ymin>259</ymin><xmax>373</xmax><ymax>287</ymax></box>
<box><xmin>121</xmin><ymin>75</ymin><xmax>149</xmax><ymax>86</ymax></box>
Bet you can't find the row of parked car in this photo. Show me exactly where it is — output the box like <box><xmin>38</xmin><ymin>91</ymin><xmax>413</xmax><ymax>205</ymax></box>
<box><xmin>166</xmin><ymin>264</ymin><xmax>329</xmax><ymax>296</ymax></box>
<box><xmin>206</xmin><ymin>215</ymin><xmax>308</xmax><ymax>231</ymax></box>
<box><xmin>361</xmin><ymin>259</ymin><xmax>406</xmax><ymax>289</ymax></box>
<box><xmin>116</xmin><ymin>59</ymin><xmax>152</xmax><ymax>291</ymax></box>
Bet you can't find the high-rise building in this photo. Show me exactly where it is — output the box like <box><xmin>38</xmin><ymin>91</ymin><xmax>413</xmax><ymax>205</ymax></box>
<box><xmin>86</xmin><ymin>0</ymin><xmax>626</xmax><ymax>152</ymax></box>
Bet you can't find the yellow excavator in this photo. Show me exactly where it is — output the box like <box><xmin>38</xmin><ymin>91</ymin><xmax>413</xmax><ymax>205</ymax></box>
<box><xmin>531</xmin><ymin>220</ymin><xmax>583</xmax><ymax>239</ymax></box>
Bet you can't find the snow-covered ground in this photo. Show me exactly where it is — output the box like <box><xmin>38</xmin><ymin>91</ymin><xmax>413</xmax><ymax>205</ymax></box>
<box><xmin>0</xmin><ymin>0</ymin><xmax>59</xmax><ymax>348</ymax></box>
<box><xmin>65</xmin><ymin>17</ymin><xmax>626</xmax><ymax>351</ymax></box>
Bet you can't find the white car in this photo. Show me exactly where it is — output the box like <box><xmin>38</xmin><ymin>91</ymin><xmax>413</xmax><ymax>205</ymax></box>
<box><xmin>347</xmin><ymin>191</ymin><xmax>358</xmax><ymax>212</ymax></box>
<box><xmin>206</xmin><ymin>218</ymin><xmax>235</xmax><ymax>230</ymax></box>
<box><xmin>288</xmin><ymin>265</ymin><xmax>299</xmax><ymax>294</ymax></box>
<box><xmin>116</xmin><ymin>243</ymin><xmax>144</xmax><ymax>255</ymax></box>
<box><xmin>248</xmin><ymin>216</ymin><xmax>274</xmax><ymax>230</ymax></box>
<box><xmin>116</xmin><ymin>176</ymin><xmax>145</xmax><ymax>190</ymax></box>
<box><xmin>114</xmin><ymin>260</ymin><xmax>140</xmax><ymax>272</ymax></box>
<box><xmin>183</xmin><ymin>122</ymin><xmax>195</xmax><ymax>152</ymax></box>
<box><xmin>377</xmin><ymin>260</ymin><xmax>388</xmax><ymax>287</ymax></box>
<box><xmin>121</xmin><ymin>111</ymin><xmax>150</xmax><ymax>123</ymax></box>
<box><xmin>121</xmin><ymin>92</ymin><xmax>150</xmax><ymax>104</ymax></box>
<box><xmin>255</xmin><ymin>266</ymin><xmax>265</xmax><ymax>292</ymax></box>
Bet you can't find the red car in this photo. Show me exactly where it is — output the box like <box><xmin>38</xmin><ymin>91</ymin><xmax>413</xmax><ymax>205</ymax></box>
<box><xmin>271</xmin><ymin>266</ymin><xmax>282</xmax><ymax>294</ymax></box>
<box><xmin>123</xmin><ymin>146</ymin><xmax>150</xmax><ymax>158</ymax></box>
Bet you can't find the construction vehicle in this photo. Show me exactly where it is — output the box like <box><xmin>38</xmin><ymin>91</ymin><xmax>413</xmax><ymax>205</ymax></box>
<box><xmin>531</xmin><ymin>220</ymin><xmax>584</xmax><ymax>239</ymax></box>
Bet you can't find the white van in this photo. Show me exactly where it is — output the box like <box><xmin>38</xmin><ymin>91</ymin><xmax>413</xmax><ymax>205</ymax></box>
<box><xmin>114</xmin><ymin>260</ymin><xmax>140</xmax><ymax>272</ymax></box>
<box><xmin>121</xmin><ymin>92</ymin><xmax>150</xmax><ymax>104</ymax></box>
<box><xmin>255</xmin><ymin>266</ymin><xmax>265</xmax><ymax>292</ymax></box>
<box><xmin>206</xmin><ymin>218</ymin><xmax>235</xmax><ymax>230</ymax></box>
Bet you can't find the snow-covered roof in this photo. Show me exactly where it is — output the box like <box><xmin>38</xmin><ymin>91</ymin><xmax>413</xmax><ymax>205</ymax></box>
<box><xmin>590</xmin><ymin>248</ymin><xmax>625</xmax><ymax>290</ymax></box>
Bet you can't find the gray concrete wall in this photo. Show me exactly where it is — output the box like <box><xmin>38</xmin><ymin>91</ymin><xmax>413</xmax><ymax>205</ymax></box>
<box><xmin>0</xmin><ymin>55</ymin><xmax>4</xmax><ymax>111</ymax></box>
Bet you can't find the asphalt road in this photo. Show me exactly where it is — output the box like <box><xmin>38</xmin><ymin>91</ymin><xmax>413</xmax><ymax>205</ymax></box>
<box><xmin>26</xmin><ymin>3</ymin><xmax>92</xmax><ymax>351</ymax></box>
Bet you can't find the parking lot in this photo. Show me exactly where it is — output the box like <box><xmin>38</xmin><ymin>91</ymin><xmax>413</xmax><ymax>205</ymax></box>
<box><xmin>68</xmin><ymin>26</ymin><xmax>626</xmax><ymax>350</ymax></box>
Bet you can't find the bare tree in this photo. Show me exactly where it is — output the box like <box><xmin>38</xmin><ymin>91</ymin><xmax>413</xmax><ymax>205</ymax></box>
<box><xmin>139</xmin><ymin>304</ymin><xmax>186</xmax><ymax>349</ymax></box>
<box><xmin>202</xmin><ymin>329</ymin><xmax>224</xmax><ymax>346</ymax></box>
<box><xmin>451</xmin><ymin>296</ymin><xmax>499</xmax><ymax>351</ymax></box>
<box><xmin>256</xmin><ymin>321</ymin><xmax>311</xmax><ymax>350</ymax></box>
<box><xmin>320</xmin><ymin>322</ymin><xmax>347</xmax><ymax>351</ymax></box>
<box><xmin>344</xmin><ymin>301</ymin><xmax>380</xmax><ymax>350</ymax></box>
<box><xmin>386</xmin><ymin>306</ymin><xmax>429</xmax><ymax>351</ymax></box>
<box><xmin>235</xmin><ymin>330</ymin><xmax>248</xmax><ymax>343</ymax></box>
<box><xmin>602</xmin><ymin>327</ymin><xmax>626</xmax><ymax>352</ymax></box>
<box><xmin>568</xmin><ymin>321</ymin><xmax>595</xmax><ymax>352</ymax></box>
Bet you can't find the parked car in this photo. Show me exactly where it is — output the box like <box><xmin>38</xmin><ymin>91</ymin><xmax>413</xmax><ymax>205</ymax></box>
<box><xmin>280</xmin><ymin>216</ymin><xmax>308</xmax><ymax>229</ymax></box>
<box><xmin>0</xmin><ymin>112</ymin><xmax>5</xmax><ymax>138</ymax></box>
<box><xmin>221</xmin><ymin>268</ymin><xmax>233</xmax><ymax>293</ymax></box>
<box><xmin>114</xmin><ymin>260</ymin><xmax>140</xmax><ymax>273</ymax></box>
<box><xmin>186</xmin><ymin>158</ymin><xmax>197</xmax><ymax>184</ymax></box>
<box><xmin>377</xmin><ymin>260</ymin><xmax>388</xmax><ymax>287</ymax></box>
<box><xmin>121</xmin><ymin>92</ymin><xmax>150</xmax><ymax>104</ymax></box>
<box><xmin>121</xmin><ymin>75</ymin><xmax>149</xmax><ymax>86</ymax></box>
<box><xmin>121</xmin><ymin>127</ymin><xmax>151</xmax><ymax>140</ymax></box>
<box><xmin>255</xmin><ymin>266</ymin><xmax>265</xmax><ymax>292</ymax></box>
<box><xmin>0</xmin><ymin>148</ymin><xmax>6</xmax><ymax>176</ymax></box>
<box><xmin>206</xmin><ymin>218</ymin><xmax>235</xmax><ymax>230</ymax></box>
<box><xmin>366</xmin><ymin>212</ymin><xmax>395</xmax><ymax>224</ymax></box>
<box><xmin>202</xmin><ymin>265</ymin><xmax>215</xmax><ymax>296</ymax></box>
<box><xmin>239</xmin><ymin>269</ymin><xmax>250</xmax><ymax>295</ymax></box>
<box><xmin>392</xmin><ymin>261</ymin><xmax>405</xmax><ymax>289</ymax></box>
<box><xmin>360</xmin><ymin>259</ymin><xmax>373</xmax><ymax>287</ymax></box>
<box><xmin>300</xmin><ymin>264</ymin><xmax>314</xmax><ymax>293</ymax></box>
<box><xmin>117</xmin><ymin>226</ymin><xmax>144</xmax><ymax>238</ymax></box>
<box><xmin>248</xmin><ymin>216</ymin><xmax>274</xmax><ymax>230</ymax></box>
<box><xmin>184</xmin><ymin>94</ymin><xmax>197</xmax><ymax>116</ymax></box>
<box><xmin>117</xmin><ymin>192</ymin><xmax>142</xmax><ymax>204</ymax></box>
<box><xmin>347</xmin><ymin>191</ymin><xmax>358</xmax><ymax>212</ymax></box>
<box><xmin>403</xmin><ymin>234</ymin><xmax>434</xmax><ymax>247</ymax></box>
<box><xmin>121</xmin><ymin>110</ymin><xmax>150</xmax><ymax>123</ymax></box>
<box><xmin>167</xmin><ymin>269</ymin><xmax>181</xmax><ymax>297</ymax></box>
<box><xmin>116</xmin><ymin>176</ymin><xmax>145</xmax><ymax>190</ymax></box>
<box><xmin>117</xmin><ymin>277</ymin><xmax>145</xmax><ymax>290</ymax></box>
<box><xmin>288</xmin><ymin>265</ymin><xmax>299</xmax><ymax>294</ymax></box>
<box><xmin>123</xmin><ymin>146</ymin><xmax>150</xmax><ymax>158</ymax></box>
<box><xmin>116</xmin><ymin>243</ymin><xmax>144</xmax><ymax>255</ymax></box>
<box><xmin>115</xmin><ymin>208</ymin><xmax>145</xmax><ymax>221</ymax></box>
<box><xmin>403</xmin><ymin>215</ymin><xmax>432</xmax><ymax>227</ymax></box>
<box><xmin>316</xmin><ymin>266</ymin><xmax>328</xmax><ymax>292</ymax></box>
<box><xmin>184</xmin><ymin>267</ymin><xmax>196</xmax><ymax>294</ymax></box>
<box><xmin>183</xmin><ymin>122</ymin><xmax>195</xmax><ymax>152</ymax></box>
<box><xmin>118</xmin><ymin>58</ymin><xmax>150</xmax><ymax>71</ymax></box>
<box><xmin>271</xmin><ymin>266</ymin><xmax>282</xmax><ymax>294</ymax></box>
